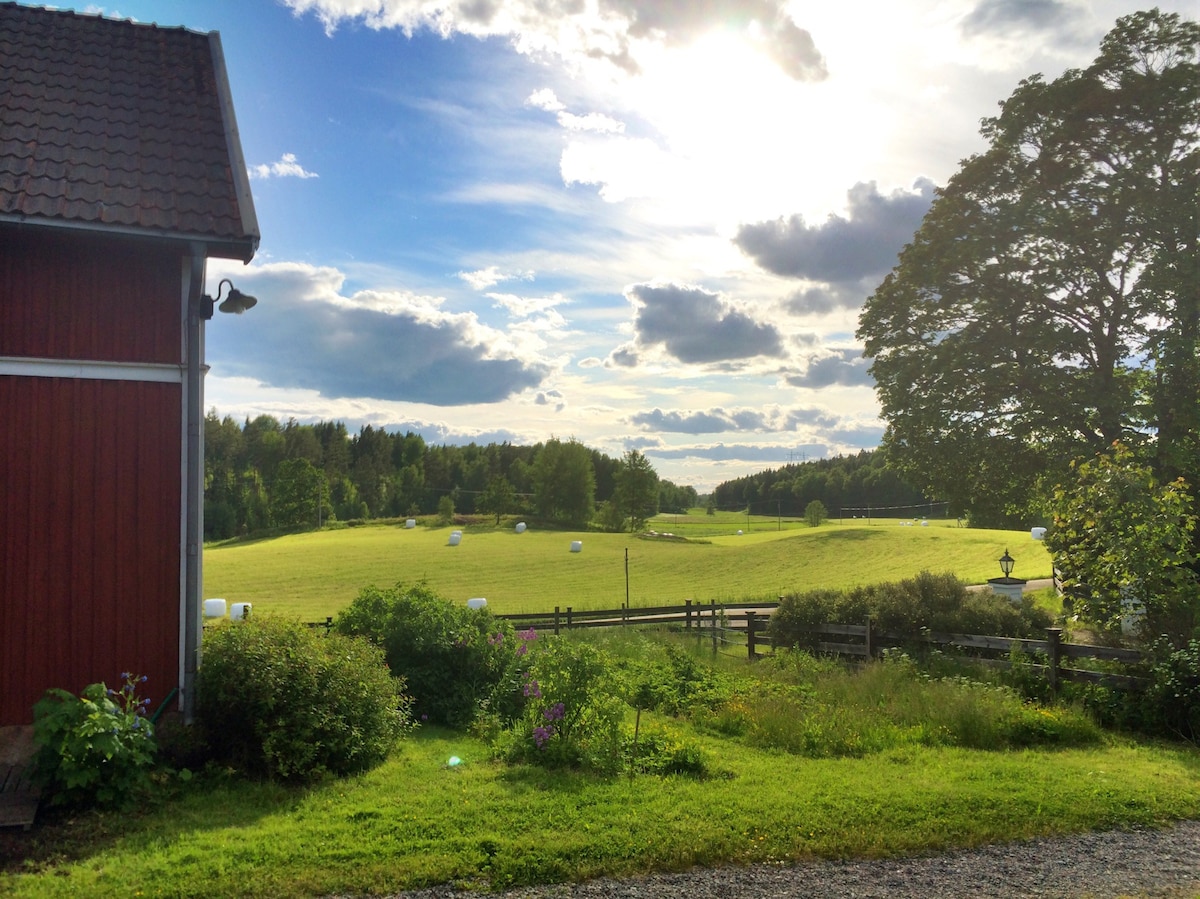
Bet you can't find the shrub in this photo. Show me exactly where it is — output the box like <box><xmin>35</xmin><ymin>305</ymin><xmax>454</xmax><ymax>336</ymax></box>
<box><xmin>197</xmin><ymin>618</ymin><xmax>411</xmax><ymax>781</ymax></box>
<box><xmin>334</xmin><ymin>581</ymin><xmax>514</xmax><ymax>727</ymax></box>
<box><xmin>625</xmin><ymin>727</ymin><xmax>709</xmax><ymax>777</ymax></box>
<box><xmin>769</xmin><ymin>572</ymin><xmax>1051</xmax><ymax>649</ymax></box>
<box><xmin>31</xmin><ymin>673</ymin><xmax>157</xmax><ymax>809</ymax></box>
<box><xmin>767</xmin><ymin>588</ymin><xmax>840</xmax><ymax>650</ymax></box>
<box><xmin>804</xmin><ymin>500</ymin><xmax>828</xmax><ymax>527</ymax></box>
<box><xmin>1143</xmin><ymin>639</ymin><xmax>1200</xmax><ymax>744</ymax></box>
<box><xmin>495</xmin><ymin>638</ymin><xmax>625</xmax><ymax>773</ymax></box>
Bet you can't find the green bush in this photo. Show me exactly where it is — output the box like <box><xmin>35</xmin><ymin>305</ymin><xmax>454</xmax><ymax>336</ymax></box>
<box><xmin>1143</xmin><ymin>639</ymin><xmax>1200</xmax><ymax>744</ymax></box>
<box><xmin>197</xmin><ymin>618</ymin><xmax>412</xmax><ymax>781</ymax></box>
<box><xmin>769</xmin><ymin>571</ymin><xmax>1051</xmax><ymax>649</ymax></box>
<box><xmin>625</xmin><ymin>727</ymin><xmax>709</xmax><ymax>776</ymax></box>
<box><xmin>495</xmin><ymin>638</ymin><xmax>625</xmax><ymax>773</ymax></box>
<box><xmin>334</xmin><ymin>581</ymin><xmax>514</xmax><ymax>727</ymax></box>
<box><xmin>32</xmin><ymin>673</ymin><xmax>157</xmax><ymax>809</ymax></box>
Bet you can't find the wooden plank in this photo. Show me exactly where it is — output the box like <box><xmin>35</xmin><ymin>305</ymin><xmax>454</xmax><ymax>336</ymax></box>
<box><xmin>0</xmin><ymin>764</ymin><xmax>41</xmax><ymax>831</ymax></box>
<box><xmin>1059</xmin><ymin>668</ymin><xmax>1149</xmax><ymax>689</ymax></box>
<box><xmin>814</xmin><ymin>623</ymin><xmax>867</xmax><ymax>637</ymax></box>
<box><xmin>816</xmin><ymin>641</ymin><xmax>868</xmax><ymax>657</ymax></box>
<box><xmin>1060</xmin><ymin>644</ymin><xmax>1143</xmax><ymax>663</ymax></box>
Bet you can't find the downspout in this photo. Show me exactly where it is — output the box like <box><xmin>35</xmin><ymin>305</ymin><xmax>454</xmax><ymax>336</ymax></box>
<box><xmin>183</xmin><ymin>249</ymin><xmax>207</xmax><ymax>724</ymax></box>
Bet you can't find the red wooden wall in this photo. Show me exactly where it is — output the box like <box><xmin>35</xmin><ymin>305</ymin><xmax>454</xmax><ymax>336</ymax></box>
<box><xmin>0</xmin><ymin>231</ymin><xmax>180</xmax><ymax>363</ymax></box>
<box><xmin>0</xmin><ymin>231</ymin><xmax>185</xmax><ymax>724</ymax></box>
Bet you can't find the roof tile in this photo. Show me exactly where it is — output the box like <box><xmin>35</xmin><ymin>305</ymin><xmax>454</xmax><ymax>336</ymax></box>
<box><xmin>0</xmin><ymin>2</ymin><xmax>258</xmax><ymax>259</ymax></box>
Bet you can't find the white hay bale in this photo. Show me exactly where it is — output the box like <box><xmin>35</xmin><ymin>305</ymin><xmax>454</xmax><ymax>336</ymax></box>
<box><xmin>515</xmin><ymin>522</ymin><xmax>527</xmax><ymax>533</ymax></box>
<box><xmin>448</xmin><ymin>530</ymin><xmax>462</xmax><ymax>546</ymax></box>
<box><xmin>405</xmin><ymin>518</ymin><xmax>416</xmax><ymax>528</ymax></box>
<box><xmin>570</xmin><ymin>540</ymin><xmax>582</xmax><ymax>553</ymax></box>
<box><xmin>467</xmin><ymin>598</ymin><xmax>487</xmax><ymax>610</ymax></box>
<box><xmin>230</xmin><ymin>602</ymin><xmax>252</xmax><ymax>621</ymax></box>
<box><xmin>1031</xmin><ymin>526</ymin><xmax>1047</xmax><ymax>540</ymax></box>
<box><xmin>203</xmin><ymin>598</ymin><xmax>227</xmax><ymax>619</ymax></box>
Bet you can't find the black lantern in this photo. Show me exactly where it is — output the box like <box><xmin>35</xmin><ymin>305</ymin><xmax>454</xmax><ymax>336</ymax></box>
<box><xmin>201</xmin><ymin>278</ymin><xmax>258</xmax><ymax>319</ymax></box>
<box><xmin>998</xmin><ymin>549</ymin><xmax>1015</xmax><ymax>579</ymax></box>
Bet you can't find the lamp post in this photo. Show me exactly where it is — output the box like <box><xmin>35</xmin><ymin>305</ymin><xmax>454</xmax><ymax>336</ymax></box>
<box><xmin>987</xmin><ymin>548</ymin><xmax>1026</xmax><ymax>605</ymax></box>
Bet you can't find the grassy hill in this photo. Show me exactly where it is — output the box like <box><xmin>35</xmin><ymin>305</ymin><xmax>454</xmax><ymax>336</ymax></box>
<box><xmin>203</xmin><ymin>511</ymin><xmax>1052</xmax><ymax>620</ymax></box>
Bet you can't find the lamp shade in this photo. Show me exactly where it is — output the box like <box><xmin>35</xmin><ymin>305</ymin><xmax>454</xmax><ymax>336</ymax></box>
<box><xmin>999</xmin><ymin>549</ymin><xmax>1015</xmax><ymax>578</ymax></box>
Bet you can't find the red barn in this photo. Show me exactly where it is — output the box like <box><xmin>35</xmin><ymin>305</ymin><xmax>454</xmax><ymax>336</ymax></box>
<box><xmin>0</xmin><ymin>4</ymin><xmax>259</xmax><ymax>725</ymax></box>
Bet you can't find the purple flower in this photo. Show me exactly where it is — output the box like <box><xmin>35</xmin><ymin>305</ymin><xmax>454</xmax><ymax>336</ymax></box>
<box><xmin>488</xmin><ymin>632</ymin><xmax>504</xmax><ymax>646</ymax></box>
<box><xmin>518</xmin><ymin>627</ymin><xmax>538</xmax><ymax>642</ymax></box>
<box><xmin>523</xmin><ymin>679</ymin><xmax>542</xmax><ymax>699</ymax></box>
<box><xmin>516</xmin><ymin>643</ymin><xmax>528</xmax><ymax>657</ymax></box>
<box><xmin>533</xmin><ymin>724</ymin><xmax>555</xmax><ymax>749</ymax></box>
<box><xmin>543</xmin><ymin>702</ymin><xmax>565</xmax><ymax>722</ymax></box>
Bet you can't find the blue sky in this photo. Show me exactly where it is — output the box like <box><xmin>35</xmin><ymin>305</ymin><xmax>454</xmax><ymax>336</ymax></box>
<box><xmin>59</xmin><ymin>1</ymin><xmax>1195</xmax><ymax>490</ymax></box>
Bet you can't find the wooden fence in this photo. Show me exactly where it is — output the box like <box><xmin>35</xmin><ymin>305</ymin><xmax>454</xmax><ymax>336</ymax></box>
<box><xmin>495</xmin><ymin>602</ymin><xmax>1148</xmax><ymax>692</ymax></box>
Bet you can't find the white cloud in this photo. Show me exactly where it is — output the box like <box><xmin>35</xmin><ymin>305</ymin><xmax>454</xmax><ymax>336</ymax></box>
<box><xmin>526</xmin><ymin>88</ymin><xmax>565</xmax><ymax>112</ymax></box>
<box><xmin>282</xmin><ymin>0</ymin><xmax>826</xmax><ymax>82</ymax></box>
<box><xmin>556</xmin><ymin>111</ymin><xmax>625</xmax><ymax>134</ymax></box>
<box><xmin>249</xmin><ymin>152</ymin><xmax>319</xmax><ymax>180</ymax></box>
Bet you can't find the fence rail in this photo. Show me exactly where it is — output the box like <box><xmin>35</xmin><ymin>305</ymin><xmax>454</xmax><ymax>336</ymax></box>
<box><xmin>495</xmin><ymin>602</ymin><xmax>1148</xmax><ymax>692</ymax></box>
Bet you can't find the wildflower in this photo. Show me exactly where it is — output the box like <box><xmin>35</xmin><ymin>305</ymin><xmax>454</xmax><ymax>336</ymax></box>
<box><xmin>518</xmin><ymin>627</ymin><xmax>538</xmax><ymax>642</ymax></box>
<box><xmin>523</xmin><ymin>679</ymin><xmax>542</xmax><ymax>699</ymax></box>
<box><xmin>488</xmin><ymin>632</ymin><xmax>504</xmax><ymax>646</ymax></box>
<box><xmin>543</xmin><ymin>702</ymin><xmax>565</xmax><ymax>722</ymax></box>
<box><xmin>533</xmin><ymin>724</ymin><xmax>555</xmax><ymax>749</ymax></box>
<box><xmin>516</xmin><ymin>643</ymin><xmax>528</xmax><ymax>657</ymax></box>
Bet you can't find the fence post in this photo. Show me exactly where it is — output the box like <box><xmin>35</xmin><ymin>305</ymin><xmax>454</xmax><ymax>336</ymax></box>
<box><xmin>622</xmin><ymin>602</ymin><xmax>628</xmax><ymax>627</ymax></box>
<box><xmin>554</xmin><ymin>606</ymin><xmax>560</xmax><ymax>636</ymax></box>
<box><xmin>711</xmin><ymin>603</ymin><xmax>718</xmax><ymax>655</ymax></box>
<box><xmin>864</xmin><ymin>615</ymin><xmax>873</xmax><ymax>659</ymax></box>
<box><xmin>1046</xmin><ymin>627</ymin><xmax>1063</xmax><ymax>693</ymax></box>
<box><xmin>685</xmin><ymin>599</ymin><xmax>692</xmax><ymax>630</ymax></box>
<box><xmin>325</xmin><ymin>616</ymin><xmax>333</xmax><ymax>636</ymax></box>
<box><xmin>567</xmin><ymin>606</ymin><xmax>573</xmax><ymax>630</ymax></box>
<box><xmin>745</xmin><ymin>611</ymin><xmax>757</xmax><ymax>660</ymax></box>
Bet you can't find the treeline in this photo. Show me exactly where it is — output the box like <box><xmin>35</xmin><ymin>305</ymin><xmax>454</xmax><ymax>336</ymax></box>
<box><xmin>709</xmin><ymin>450</ymin><xmax>935</xmax><ymax>518</ymax></box>
<box><xmin>203</xmin><ymin>413</ymin><xmax>698</xmax><ymax>540</ymax></box>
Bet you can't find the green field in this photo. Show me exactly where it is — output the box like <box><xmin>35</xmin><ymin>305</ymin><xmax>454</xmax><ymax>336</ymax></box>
<box><xmin>203</xmin><ymin>511</ymin><xmax>1052</xmax><ymax>619</ymax></box>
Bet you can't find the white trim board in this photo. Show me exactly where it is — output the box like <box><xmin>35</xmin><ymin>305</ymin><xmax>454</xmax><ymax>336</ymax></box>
<box><xmin>0</xmin><ymin>356</ymin><xmax>189</xmax><ymax>384</ymax></box>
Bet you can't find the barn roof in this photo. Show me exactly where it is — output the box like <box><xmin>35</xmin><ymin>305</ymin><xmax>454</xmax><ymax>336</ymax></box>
<box><xmin>0</xmin><ymin>3</ymin><xmax>259</xmax><ymax>261</ymax></box>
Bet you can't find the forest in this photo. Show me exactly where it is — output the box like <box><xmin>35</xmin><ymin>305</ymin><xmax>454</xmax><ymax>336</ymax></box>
<box><xmin>203</xmin><ymin>412</ymin><xmax>934</xmax><ymax>540</ymax></box>
<box><xmin>202</xmin><ymin>412</ymin><xmax>698</xmax><ymax>540</ymax></box>
<box><xmin>708</xmin><ymin>450</ymin><xmax>935</xmax><ymax>521</ymax></box>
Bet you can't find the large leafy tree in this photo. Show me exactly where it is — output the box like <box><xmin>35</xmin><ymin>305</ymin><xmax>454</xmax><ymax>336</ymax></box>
<box><xmin>857</xmin><ymin>10</ymin><xmax>1199</xmax><ymax>526</ymax></box>
<box><xmin>531</xmin><ymin>438</ymin><xmax>596</xmax><ymax>527</ymax></box>
<box><xmin>478</xmin><ymin>475</ymin><xmax>517</xmax><ymax>525</ymax></box>
<box><xmin>614</xmin><ymin>449</ymin><xmax>659</xmax><ymax>532</ymax></box>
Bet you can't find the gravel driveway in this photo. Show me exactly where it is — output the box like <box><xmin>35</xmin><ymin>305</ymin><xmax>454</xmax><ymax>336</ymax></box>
<box><xmin>391</xmin><ymin>820</ymin><xmax>1200</xmax><ymax>898</ymax></box>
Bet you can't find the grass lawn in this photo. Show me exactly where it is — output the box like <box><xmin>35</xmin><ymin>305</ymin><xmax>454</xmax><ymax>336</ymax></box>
<box><xmin>203</xmin><ymin>513</ymin><xmax>1052</xmax><ymax>620</ymax></box>
<box><xmin>4</xmin><ymin>727</ymin><xmax>1198</xmax><ymax>898</ymax></box>
<box><xmin>5</xmin><ymin>625</ymin><xmax>1197</xmax><ymax>898</ymax></box>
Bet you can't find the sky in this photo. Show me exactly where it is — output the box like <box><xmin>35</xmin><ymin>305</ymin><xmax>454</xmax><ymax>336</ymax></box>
<box><xmin>47</xmin><ymin>0</ymin><xmax>1198</xmax><ymax>491</ymax></box>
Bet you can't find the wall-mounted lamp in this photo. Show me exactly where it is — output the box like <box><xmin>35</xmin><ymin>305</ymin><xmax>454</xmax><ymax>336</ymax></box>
<box><xmin>201</xmin><ymin>278</ymin><xmax>258</xmax><ymax>319</ymax></box>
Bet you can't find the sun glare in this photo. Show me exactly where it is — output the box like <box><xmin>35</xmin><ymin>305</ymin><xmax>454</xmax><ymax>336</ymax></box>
<box><xmin>603</xmin><ymin>29</ymin><xmax>882</xmax><ymax>231</ymax></box>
